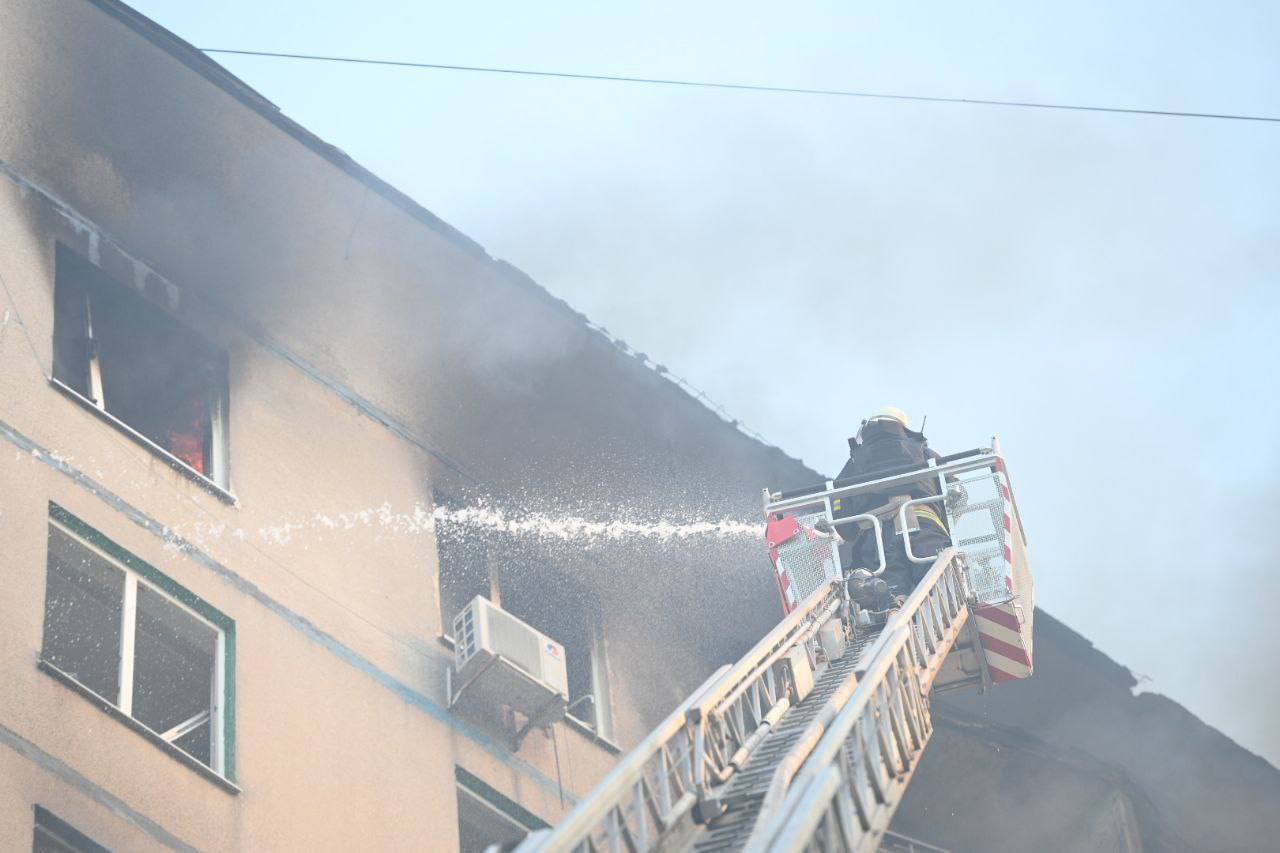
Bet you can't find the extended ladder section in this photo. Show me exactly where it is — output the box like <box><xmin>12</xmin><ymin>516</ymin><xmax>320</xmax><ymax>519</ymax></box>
<box><xmin>514</xmin><ymin>446</ymin><xmax>1033</xmax><ymax>853</ymax></box>
<box><xmin>513</xmin><ymin>578</ymin><xmax>847</xmax><ymax>853</ymax></box>
<box><xmin>741</xmin><ymin>552</ymin><xmax>969</xmax><ymax>852</ymax></box>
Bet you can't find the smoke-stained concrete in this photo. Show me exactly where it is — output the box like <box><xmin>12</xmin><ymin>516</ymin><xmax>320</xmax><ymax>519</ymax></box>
<box><xmin>924</xmin><ymin>612</ymin><xmax>1280</xmax><ymax>852</ymax></box>
<box><xmin>218</xmin><ymin>0</ymin><xmax>1279</xmax><ymax>770</ymax></box>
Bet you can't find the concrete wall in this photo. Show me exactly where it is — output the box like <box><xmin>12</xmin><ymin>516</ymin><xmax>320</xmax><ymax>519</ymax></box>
<box><xmin>892</xmin><ymin>719</ymin><xmax>1146</xmax><ymax>853</ymax></box>
<box><xmin>3</xmin><ymin>2</ymin><xmax>1278</xmax><ymax>852</ymax></box>
<box><xmin>0</xmin><ymin>132</ymin><xmax>628</xmax><ymax>850</ymax></box>
<box><xmin>1</xmin><ymin>0</ymin><xmax>777</xmax><ymax>847</ymax></box>
<box><xmin>915</xmin><ymin>612</ymin><xmax>1280</xmax><ymax>853</ymax></box>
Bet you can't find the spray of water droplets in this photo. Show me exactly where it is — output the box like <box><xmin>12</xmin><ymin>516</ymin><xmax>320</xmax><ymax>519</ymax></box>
<box><xmin>161</xmin><ymin>501</ymin><xmax>764</xmax><ymax>548</ymax></box>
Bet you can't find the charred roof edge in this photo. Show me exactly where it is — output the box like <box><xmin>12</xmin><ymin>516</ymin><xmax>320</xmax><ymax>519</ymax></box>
<box><xmin>87</xmin><ymin>0</ymin><xmax>490</xmax><ymax>262</ymax></box>
<box><xmin>86</xmin><ymin>0</ymin><xmax>815</xmax><ymax>476</ymax></box>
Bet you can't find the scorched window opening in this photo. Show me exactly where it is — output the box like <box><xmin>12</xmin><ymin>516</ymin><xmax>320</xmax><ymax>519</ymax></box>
<box><xmin>52</xmin><ymin>244</ymin><xmax>229</xmax><ymax>487</ymax></box>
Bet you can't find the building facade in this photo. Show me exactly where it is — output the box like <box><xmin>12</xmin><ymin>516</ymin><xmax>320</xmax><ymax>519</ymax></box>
<box><xmin>0</xmin><ymin>1</ymin><xmax>812</xmax><ymax>849</ymax></box>
<box><xmin>6</xmin><ymin>3</ymin><xmax>1280</xmax><ymax>853</ymax></box>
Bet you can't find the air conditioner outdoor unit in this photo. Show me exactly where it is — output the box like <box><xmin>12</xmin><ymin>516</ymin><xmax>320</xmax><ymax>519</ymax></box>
<box><xmin>450</xmin><ymin>596</ymin><xmax>569</xmax><ymax>726</ymax></box>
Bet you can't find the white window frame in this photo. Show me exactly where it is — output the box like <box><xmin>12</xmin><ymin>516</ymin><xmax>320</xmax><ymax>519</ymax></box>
<box><xmin>587</xmin><ymin>623</ymin><xmax>614</xmax><ymax>741</ymax></box>
<box><xmin>565</xmin><ymin>620</ymin><xmax>614</xmax><ymax>740</ymax></box>
<box><xmin>46</xmin><ymin>517</ymin><xmax>230</xmax><ymax>776</ymax></box>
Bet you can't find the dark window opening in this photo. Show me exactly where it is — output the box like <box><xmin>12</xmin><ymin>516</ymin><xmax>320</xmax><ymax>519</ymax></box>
<box><xmin>500</xmin><ymin>557</ymin><xmax>600</xmax><ymax>726</ymax></box>
<box><xmin>455</xmin><ymin>768</ymin><xmax>546</xmax><ymax>853</ymax></box>
<box><xmin>436</xmin><ymin>500</ymin><xmax>614</xmax><ymax>737</ymax></box>
<box><xmin>52</xmin><ymin>245</ymin><xmax>228</xmax><ymax>485</ymax></box>
<box><xmin>457</xmin><ymin>787</ymin><xmax>528</xmax><ymax>853</ymax></box>
<box><xmin>434</xmin><ymin>494</ymin><xmax>497</xmax><ymax>629</ymax></box>
<box><xmin>32</xmin><ymin>806</ymin><xmax>110</xmax><ymax>853</ymax></box>
<box><xmin>41</xmin><ymin>513</ymin><xmax>230</xmax><ymax>775</ymax></box>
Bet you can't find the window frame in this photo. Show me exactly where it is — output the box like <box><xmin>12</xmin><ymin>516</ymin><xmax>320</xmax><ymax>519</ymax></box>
<box><xmin>433</xmin><ymin>501</ymin><xmax>619</xmax><ymax>746</ymax></box>
<box><xmin>49</xmin><ymin>243</ymin><xmax>234</xmax><ymax>502</ymax></box>
<box><xmin>576</xmin><ymin>620</ymin><xmax>614</xmax><ymax>741</ymax></box>
<box><xmin>41</xmin><ymin>504</ymin><xmax>237</xmax><ymax>786</ymax></box>
<box><xmin>32</xmin><ymin>806</ymin><xmax>110</xmax><ymax>853</ymax></box>
<box><xmin>455</xmin><ymin>766</ymin><xmax>547</xmax><ymax>851</ymax></box>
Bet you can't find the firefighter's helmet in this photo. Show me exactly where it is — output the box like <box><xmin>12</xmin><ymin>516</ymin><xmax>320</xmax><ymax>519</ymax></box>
<box><xmin>868</xmin><ymin>406</ymin><xmax>909</xmax><ymax>427</ymax></box>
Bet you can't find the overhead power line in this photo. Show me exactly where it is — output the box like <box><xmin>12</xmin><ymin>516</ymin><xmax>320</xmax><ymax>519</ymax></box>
<box><xmin>201</xmin><ymin>48</ymin><xmax>1280</xmax><ymax>124</ymax></box>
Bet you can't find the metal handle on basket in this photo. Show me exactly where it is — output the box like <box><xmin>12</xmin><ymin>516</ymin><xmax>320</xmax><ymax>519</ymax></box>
<box><xmin>826</xmin><ymin>512</ymin><xmax>886</xmax><ymax>576</ymax></box>
<box><xmin>898</xmin><ymin>495</ymin><xmax>950</xmax><ymax>565</ymax></box>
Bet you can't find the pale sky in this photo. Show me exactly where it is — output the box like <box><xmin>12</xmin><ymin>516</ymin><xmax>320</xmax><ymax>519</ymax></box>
<box><xmin>126</xmin><ymin>1</ymin><xmax>1280</xmax><ymax>764</ymax></box>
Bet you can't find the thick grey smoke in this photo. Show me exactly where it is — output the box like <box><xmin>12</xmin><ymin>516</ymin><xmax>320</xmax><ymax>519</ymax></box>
<box><xmin>126</xmin><ymin>0</ymin><xmax>1280</xmax><ymax>765</ymax></box>
<box><xmin>461</xmin><ymin>99</ymin><xmax>1280</xmax><ymax>766</ymax></box>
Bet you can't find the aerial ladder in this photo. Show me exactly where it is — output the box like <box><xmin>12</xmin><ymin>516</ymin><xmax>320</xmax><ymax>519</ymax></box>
<box><xmin>512</xmin><ymin>444</ymin><xmax>1034</xmax><ymax>853</ymax></box>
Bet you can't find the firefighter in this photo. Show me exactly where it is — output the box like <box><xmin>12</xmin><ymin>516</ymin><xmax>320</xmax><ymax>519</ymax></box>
<box><xmin>832</xmin><ymin>407</ymin><xmax>950</xmax><ymax>609</ymax></box>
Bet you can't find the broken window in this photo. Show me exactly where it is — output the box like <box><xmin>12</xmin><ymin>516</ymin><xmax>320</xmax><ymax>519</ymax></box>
<box><xmin>41</xmin><ymin>510</ymin><xmax>233</xmax><ymax>777</ymax></box>
<box><xmin>32</xmin><ymin>806</ymin><xmax>109</xmax><ymax>853</ymax></box>
<box><xmin>52</xmin><ymin>245</ymin><xmax>229</xmax><ymax>487</ymax></box>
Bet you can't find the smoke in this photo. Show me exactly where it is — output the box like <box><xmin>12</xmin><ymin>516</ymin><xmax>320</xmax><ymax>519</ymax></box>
<box><xmin>440</xmin><ymin>82</ymin><xmax>1280</xmax><ymax>764</ymax></box>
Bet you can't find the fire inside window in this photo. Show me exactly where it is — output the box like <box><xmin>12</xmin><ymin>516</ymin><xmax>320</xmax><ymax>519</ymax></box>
<box><xmin>52</xmin><ymin>245</ymin><xmax>229</xmax><ymax>487</ymax></box>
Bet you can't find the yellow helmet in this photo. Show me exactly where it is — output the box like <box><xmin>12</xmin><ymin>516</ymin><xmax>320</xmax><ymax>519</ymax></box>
<box><xmin>868</xmin><ymin>406</ymin><xmax>909</xmax><ymax>427</ymax></box>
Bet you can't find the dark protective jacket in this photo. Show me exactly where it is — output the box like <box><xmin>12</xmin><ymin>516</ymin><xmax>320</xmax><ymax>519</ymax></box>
<box><xmin>834</xmin><ymin>420</ymin><xmax>942</xmax><ymax>519</ymax></box>
<box><xmin>834</xmin><ymin>419</ymin><xmax>950</xmax><ymax>591</ymax></box>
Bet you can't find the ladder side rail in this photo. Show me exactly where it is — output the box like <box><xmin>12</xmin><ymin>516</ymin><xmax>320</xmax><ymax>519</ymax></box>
<box><xmin>514</xmin><ymin>664</ymin><xmax>728</xmax><ymax>853</ymax></box>
<box><xmin>692</xmin><ymin>581</ymin><xmax>841</xmax><ymax>724</ymax></box>
<box><xmin>744</xmin><ymin>629</ymin><xmax>932</xmax><ymax>853</ymax></box>
<box><xmin>517</xmin><ymin>582</ymin><xmax>842</xmax><ymax>853</ymax></box>
<box><xmin>692</xmin><ymin>583</ymin><xmax>842</xmax><ymax>791</ymax></box>
<box><xmin>744</xmin><ymin>551</ymin><xmax>969</xmax><ymax>853</ymax></box>
<box><xmin>696</xmin><ymin>584</ymin><xmax>834</xmax><ymax>799</ymax></box>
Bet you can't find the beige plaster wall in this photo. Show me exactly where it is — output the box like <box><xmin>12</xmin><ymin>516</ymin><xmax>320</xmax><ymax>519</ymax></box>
<box><xmin>0</xmin><ymin>181</ymin><xmax>619</xmax><ymax>850</ymax></box>
<box><xmin>0</xmin><ymin>0</ymin><xmax>816</xmax><ymax>848</ymax></box>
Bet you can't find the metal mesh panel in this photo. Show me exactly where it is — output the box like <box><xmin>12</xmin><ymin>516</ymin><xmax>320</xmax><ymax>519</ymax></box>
<box><xmin>962</xmin><ymin>547</ymin><xmax>1007</xmax><ymax>603</ymax></box>
<box><xmin>946</xmin><ymin>474</ymin><xmax>1011</xmax><ymax>604</ymax></box>
<box><xmin>776</xmin><ymin>511</ymin><xmax>841</xmax><ymax>604</ymax></box>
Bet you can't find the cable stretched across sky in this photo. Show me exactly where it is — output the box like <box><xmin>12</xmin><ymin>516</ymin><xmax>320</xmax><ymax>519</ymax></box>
<box><xmin>201</xmin><ymin>48</ymin><xmax>1280</xmax><ymax>124</ymax></box>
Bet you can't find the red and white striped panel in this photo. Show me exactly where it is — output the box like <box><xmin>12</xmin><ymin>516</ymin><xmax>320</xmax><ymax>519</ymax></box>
<box><xmin>976</xmin><ymin>456</ymin><xmax>1034</xmax><ymax>681</ymax></box>
<box><xmin>974</xmin><ymin>603</ymin><xmax>1032</xmax><ymax>682</ymax></box>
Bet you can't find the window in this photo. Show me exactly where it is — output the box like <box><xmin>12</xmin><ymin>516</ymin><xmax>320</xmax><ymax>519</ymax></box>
<box><xmin>501</xmin><ymin>563</ymin><xmax>614</xmax><ymax>740</ymax></box>
<box><xmin>455</xmin><ymin>768</ymin><xmax>546</xmax><ymax>853</ymax></box>
<box><xmin>32</xmin><ymin>806</ymin><xmax>109</xmax><ymax>853</ymax></box>
<box><xmin>52</xmin><ymin>245</ymin><xmax>229</xmax><ymax>488</ymax></box>
<box><xmin>434</xmin><ymin>494</ymin><xmax>499</xmax><ymax>630</ymax></box>
<box><xmin>436</xmin><ymin>511</ymin><xmax>614</xmax><ymax>739</ymax></box>
<box><xmin>41</xmin><ymin>506</ymin><xmax>234</xmax><ymax>778</ymax></box>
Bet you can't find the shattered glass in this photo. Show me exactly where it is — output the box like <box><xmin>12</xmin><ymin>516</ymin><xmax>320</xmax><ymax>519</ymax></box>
<box><xmin>42</xmin><ymin>527</ymin><xmax>124</xmax><ymax>702</ymax></box>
